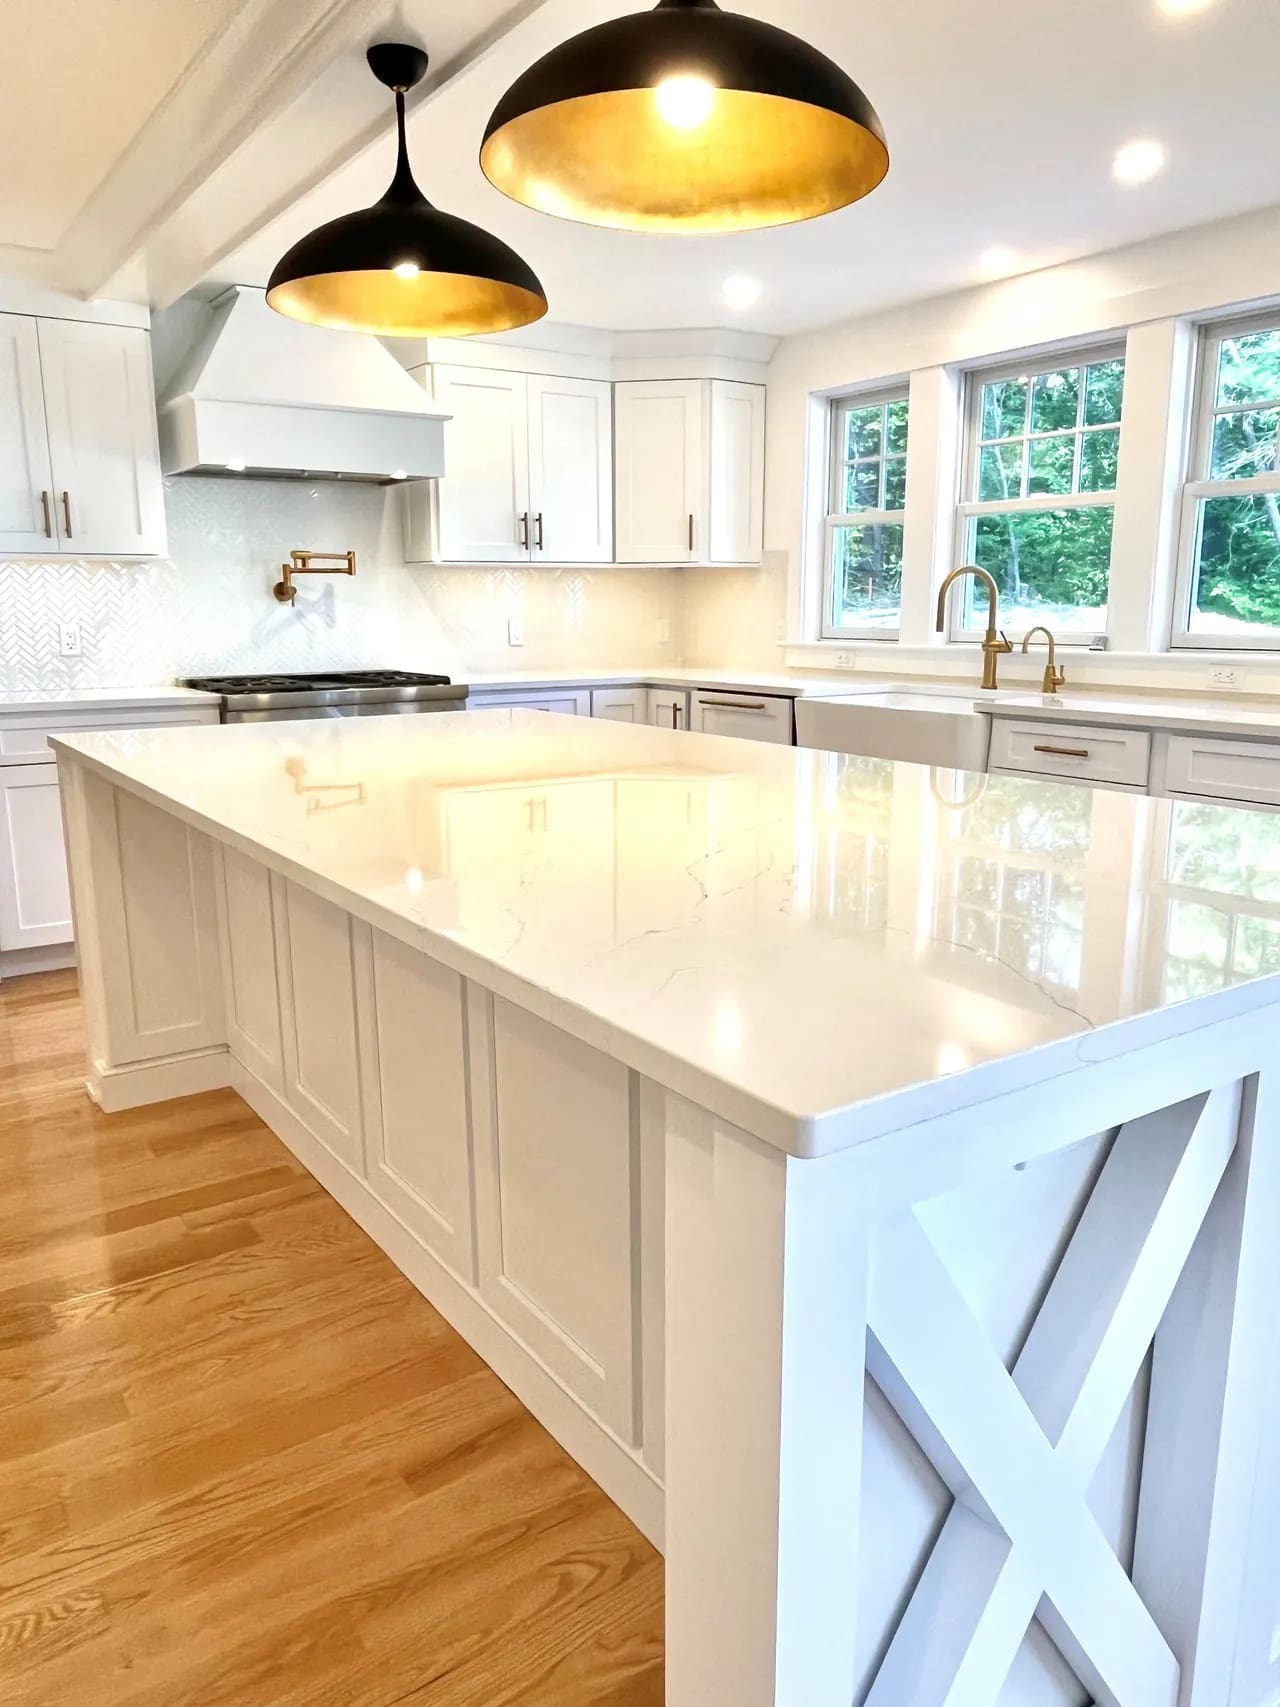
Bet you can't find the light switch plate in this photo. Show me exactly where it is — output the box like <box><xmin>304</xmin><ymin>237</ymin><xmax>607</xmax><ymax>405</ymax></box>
<box><xmin>507</xmin><ymin>617</ymin><xmax>525</xmax><ymax>647</ymax></box>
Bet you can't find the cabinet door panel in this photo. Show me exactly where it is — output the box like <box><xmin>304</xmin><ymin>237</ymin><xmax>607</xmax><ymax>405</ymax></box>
<box><xmin>590</xmin><ymin>687</ymin><xmax>647</xmax><ymax>722</ymax></box>
<box><xmin>0</xmin><ymin>765</ymin><xmax>72</xmax><ymax>950</ymax></box>
<box><xmin>648</xmin><ymin>689</ymin><xmax>689</xmax><ymax>730</ymax></box>
<box><xmin>708</xmin><ymin>380</ymin><xmax>765</xmax><ymax>564</ymax></box>
<box><xmin>278</xmin><ymin>881</ymin><xmax>364</xmax><ymax>1173</ymax></box>
<box><xmin>615</xmin><ymin>379</ymin><xmax>703</xmax><ymax>562</ymax></box>
<box><xmin>38</xmin><ymin>320</ymin><xmax>165</xmax><ymax>556</ymax></box>
<box><xmin>528</xmin><ymin>375</ymin><xmax>612</xmax><ymax>563</ymax></box>
<box><xmin>0</xmin><ymin>314</ymin><xmax>56</xmax><ymax>554</ymax></box>
<box><xmin>432</xmin><ymin>366</ymin><xmax>530</xmax><ymax>562</ymax></box>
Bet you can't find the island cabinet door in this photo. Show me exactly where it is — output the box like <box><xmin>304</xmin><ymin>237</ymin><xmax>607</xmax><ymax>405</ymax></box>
<box><xmin>470</xmin><ymin>993</ymin><xmax>640</xmax><ymax>1442</ymax></box>
<box><xmin>215</xmin><ymin>847</ymin><xmax>284</xmax><ymax>1094</ymax></box>
<box><xmin>362</xmin><ymin>930</ymin><xmax>475</xmax><ymax>1280</ymax></box>
<box><xmin>274</xmin><ymin>879</ymin><xmax>365</xmax><ymax>1177</ymax></box>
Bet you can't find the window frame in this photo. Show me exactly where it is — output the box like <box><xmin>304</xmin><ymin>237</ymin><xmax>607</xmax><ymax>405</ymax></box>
<box><xmin>1171</xmin><ymin>310</ymin><xmax>1280</xmax><ymax>652</ymax></box>
<box><xmin>820</xmin><ymin>383</ymin><xmax>910</xmax><ymax>641</ymax></box>
<box><xmin>951</xmin><ymin>343</ymin><xmax>1127</xmax><ymax>647</ymax></box>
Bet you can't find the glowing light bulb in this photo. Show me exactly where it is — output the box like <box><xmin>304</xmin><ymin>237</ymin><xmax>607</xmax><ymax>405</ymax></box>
<box><xmin>655</xmin><ymin>74</ymin><xmax>715</xmax><ymax>130</ymax></box>
<box><xmin>392</xmin><ymin>260</ymin><xmax>420</xmax><ymax>279</ymax></box>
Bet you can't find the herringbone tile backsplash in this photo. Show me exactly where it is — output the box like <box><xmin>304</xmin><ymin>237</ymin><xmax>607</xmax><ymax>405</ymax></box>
<box><xmin>0</xmin><ymin>477</ymin><xmax>685</xmax><ymax>690</ymax></box>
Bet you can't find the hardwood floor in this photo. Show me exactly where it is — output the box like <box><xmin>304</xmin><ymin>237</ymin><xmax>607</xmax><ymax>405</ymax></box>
<box><xmin>0</xmin><ymin>971</ymin><xmax>664</xmax><ymax>1706</ymax></box>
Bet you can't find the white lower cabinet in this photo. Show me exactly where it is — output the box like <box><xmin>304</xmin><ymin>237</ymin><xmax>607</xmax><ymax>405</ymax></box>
<box><xmin>1160</xmin><ymin>733</ymin><xmax>1280</xmax><ymax>809</ymax></box>
<box><xmin>0</xmin><ymin>765</ymin><xmax>72</xmax><ymax>949</ymax></box>
<box><xmin>468</xmin><ymin>687</ymin><xmax>591</xmax><ymax>716</ymax></box>
<box><xmin>987</xmin><ymin>719</ymin><xmax>1151</xmax><ymax>790</ymax></box>
<box><xmin>691</xmin><ymin>689</ymin><xmax>794</xmax><ymax>744</ymax></box>
<box><xmin>0</xmin><ymin>703</ymin><xmax>220</xmax><ymax>968</ymax></box>
<box><xmin>648</xmin><ymin>688</ymin><xmax>690</xmax><ymax>730</ymax></box>
<box><xmin>591</xmin><ymin>686</ymin><xmax>648</xmax><ymax>722</ymax></box>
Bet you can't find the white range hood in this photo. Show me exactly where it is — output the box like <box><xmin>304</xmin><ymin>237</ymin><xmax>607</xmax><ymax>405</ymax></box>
<box><xmin>155</xmin><ymin>286</ymin><xmax>449</xmax><ymax>481</ymax></box>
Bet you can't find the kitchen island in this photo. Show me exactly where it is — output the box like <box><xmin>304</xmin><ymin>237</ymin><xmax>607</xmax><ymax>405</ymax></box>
<box><xmin>53</xmin><ymin>711</ymin><xmax>1280</xmax><ymax>1707</ymax></box>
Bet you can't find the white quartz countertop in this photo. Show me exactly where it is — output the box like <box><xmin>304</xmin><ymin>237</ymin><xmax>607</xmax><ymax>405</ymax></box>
<box><xmin>51</xmin><ymin>711</ymin><xmax>1280</xmax><ymax>1156</ymax></box>
<box><xmin>464</xmin><ymin>667</ymin><xmax>881</xmax><ymax>697</ymax></box>
<box><xmin>984</xmin><ymin>690</ymin><xmax>1280</xmax><ymax>739</ymax></box>
<box><xmin>0</xmin><ymin>685</ymin><xmax>220</xmax><ymax>713</ymax></box>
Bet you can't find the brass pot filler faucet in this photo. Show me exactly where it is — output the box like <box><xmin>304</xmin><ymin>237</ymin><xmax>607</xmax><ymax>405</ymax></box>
<box><xmin>273</xmin><ymin>549</ymin><xmax>358</xmax><ymax>604</ymax></box>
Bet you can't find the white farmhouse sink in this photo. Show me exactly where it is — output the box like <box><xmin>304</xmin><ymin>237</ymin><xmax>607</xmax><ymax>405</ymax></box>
<box><xmin>795</xmin><ymin>690</ymin><xmax>993</xmax><ymax>770</ymax></box>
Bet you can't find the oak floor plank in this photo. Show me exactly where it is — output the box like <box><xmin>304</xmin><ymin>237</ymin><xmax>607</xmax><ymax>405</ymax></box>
<box><xmin>0</xmin><ymin>970</ymin><xmax>665</xmax><ymax>1705</ymax></box>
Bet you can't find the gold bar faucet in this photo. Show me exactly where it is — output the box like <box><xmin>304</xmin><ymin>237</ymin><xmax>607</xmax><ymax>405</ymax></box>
<box><xmin>1022</xmin><ymin>625</ymin><xmax>1065</xmax><ymax>694</ymax></box>
<box><xmin>935</xmin><ymin>565</ymin><xmax>1013</xmax><ymax>691</ymax></box>
<box><xmin>273</xmin><ymin>549</ymin><xmax>357</xmax><ymax>604</ymax></box>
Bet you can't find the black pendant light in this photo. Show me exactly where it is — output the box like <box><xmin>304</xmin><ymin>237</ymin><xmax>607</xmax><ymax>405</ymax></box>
<box><xmin>479</xmin><ymin>0</ymin><xmax>888</xmax><ymax>235</ymax></box>
<box><xmin>268</xmin><ymin>43</ymin><xmax>547</xmax><ymax>338</ymax></box>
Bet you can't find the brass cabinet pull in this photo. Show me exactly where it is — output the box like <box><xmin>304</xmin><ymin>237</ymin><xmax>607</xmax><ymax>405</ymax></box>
<box><xmin>687</xmin><ymin>512</ymin><xmax>695</xmax><ymax>552</ymax></box>
<box><xmin>535</xmin><ymin>511</ymin><xmax>544</xmax><ymax>549</ymax></box>
<box><xmin>519</xmin><ymin>511</ymin><xmax>529</xmax><ymax>548</ymax></box>
<box><xmin>40</xmin><ymin>491</ymin><xmax>52</xmax><ymax>538</ymax></box>
<box><xmin>1033</xmin><ymin>743</ymin><xmax>1090</xmax><ymax>758</ymax></box>
<box><xmin>701</xmin><ymin>697</ymin><xmax>767</xmax><ymax>711</ymax></box>
<box><xmin>671</xmin><ymin>702</ymin><xmax>681</xmax><ymax>729</ymax></box>
<box><xmin>61</xmin><ymin>491</ymin><xmax>72</xmax><ymax>537</ymax></box>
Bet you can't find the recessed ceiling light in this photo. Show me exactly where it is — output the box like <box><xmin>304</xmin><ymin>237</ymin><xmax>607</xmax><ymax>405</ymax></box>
<box><xmin>978</xmin><ymin>246</ymin><xmax>1018</xmax><ymax>278</ymax></box>
<box><xmin>1113</xmin><ymin>137</ymin><xmax>1166</xmax><ymax>185</ymax></box>
<box><xmin>1157</xmin><ymin>0</ymin><xmax>1215</xmax><ymax>16</ymax></box>
<box><xmin>722</xmin><ymin>273</ymin><xmax>763</xmax><ymax>311</ymax></box>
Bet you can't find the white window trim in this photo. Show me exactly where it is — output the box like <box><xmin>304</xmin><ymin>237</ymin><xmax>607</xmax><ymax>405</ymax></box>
<box><xmin>821</xmin><ymin>383</ymin><xmax>909</xmax><ymax>641</ymax></box>
<box><xmin>1171</xmin><ymin>310</ymin><xmax>1280</xmax><ymax>651</ymax></box>
<box><xmin>951</xmin><ymin>343</ymin><xmax>1126</xmax><ymax>647</ymax></box>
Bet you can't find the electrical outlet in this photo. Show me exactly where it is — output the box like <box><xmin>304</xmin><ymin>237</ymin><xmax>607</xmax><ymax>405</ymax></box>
<box><xmin>1208</xmin><ymin>666</ymin><xmax>1242</xmax><ymax>689</ymax></box>
<box><xmin>58</xmin><ymin>621</ymin><xmax>82</xmax><ymax>658</ymax></box>
<box><xmin>835</xmin><ymin>650</ymin><xmax>854</xmax><ymax>668</ymax></box>
<box><xmin>655</xmin><ymin>617</ymin><xmax>672</xmax><ymax>644</ymax></box>
<box><xmin>507</xmin><ymin>617</ymin><xmax>524</xmax><ymax>648</ymax></box>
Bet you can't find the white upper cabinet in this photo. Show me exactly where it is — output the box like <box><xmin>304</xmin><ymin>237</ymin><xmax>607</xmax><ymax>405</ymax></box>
<box><xmin>37</xmin><ymin>320</ymin><xmax>166</xmax><ymax>557</ymax></box>
<box><xmin>407</xmin><ymin>365</ymin><xmax>612</xmax><ymax>564</ymax></box>
<box><xmin>0</xmin><ymin>316</ymin><xmax>56</xmax><ymax>554</ymax></box>
<box><xmin>527</xmin><ymin>374</ymin><xmax>613</xmax><ymax>563</ymax></box>
<box><xmin>614</xmin><ymin>378</ymin><xmax>704</xmax><ymax>563</ymax></box>
<box><xmin>0</xmin><ymin>312</ymin><xmax>165</xmax><ymax>558</ymax></box>
<box><xmin>428</xmin><ymin>365</ymin><xmax>530</xmax><ymax>562</ymax></box>
<box><xmin>614</xmin><ymin>377</ymin><xmax>765</xmax><ymax>565</ymax></box>
<box><xmin>707</xmin><ymin>379</ymin><xmax>765</xmax><ymax>565</ymax></box>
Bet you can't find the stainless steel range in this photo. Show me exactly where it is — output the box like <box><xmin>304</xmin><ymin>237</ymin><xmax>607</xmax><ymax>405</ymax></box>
<box><xmin>183</xmin><ymin>670</ymin><xmax>468</xmax><ymax>723</ymax></box>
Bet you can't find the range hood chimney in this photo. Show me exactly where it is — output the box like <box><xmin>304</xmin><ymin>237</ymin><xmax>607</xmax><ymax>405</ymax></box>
<box><xmin>154</xmin><ymin>286</ymin><xmax>448</xmax><ymax>481</ymax></box>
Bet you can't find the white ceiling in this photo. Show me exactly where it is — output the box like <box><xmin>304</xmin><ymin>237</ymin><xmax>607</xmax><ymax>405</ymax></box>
<box><xmin>218</xmin><ymin>0</ymin><xmax>1280</xmax><ymax>336</ymax></box>
<box><xmin>0</xmin><ymin>0</ymin><xmax>246</xmax><ymax>251</ymax></box>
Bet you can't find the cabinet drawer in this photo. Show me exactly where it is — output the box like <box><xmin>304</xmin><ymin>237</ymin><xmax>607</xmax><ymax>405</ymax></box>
<box><xmin>988</xmin><ymin>719</ymin><xmax>1151</xmax><ymax>787</ymax></box>
<box><xmin>691</xmin><ymin>690</ymin><xmax>793</xmax><ymax>745</ymax></box>
<box><xmin>468</xmin><ymin>688</ymin><xmax>591</xmax><ymax>717</ymax></box>
<box><xmin>1164</xmin><ymin>734</ymin><xmax>1280</xmax><ymax>807</ymax></box>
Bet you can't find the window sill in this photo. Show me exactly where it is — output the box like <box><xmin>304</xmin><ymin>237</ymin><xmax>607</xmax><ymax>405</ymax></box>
<box><xmin>783</xmin><ymin>639</ymin><xmax>1280</xmax><ymax>691</ymax></box>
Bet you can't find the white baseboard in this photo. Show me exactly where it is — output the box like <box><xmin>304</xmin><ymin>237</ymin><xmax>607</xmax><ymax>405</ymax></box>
<box><xmin>87</xmin><ymin>1046</ymin><xmax>233</xmax><ymax>1112</ymax></box>
<box><xmin>230</xmin><ymin>1058</ymin><xmax>667</xmax><ymax>1552</ymax></box>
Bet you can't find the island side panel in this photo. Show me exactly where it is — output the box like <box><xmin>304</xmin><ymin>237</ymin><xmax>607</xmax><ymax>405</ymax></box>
<box><xmin>212</xmin><ymin>857</ymin><xmax>665</xmax><ymax>1545</ymax></box>
<box><xmin>58</xmin><ymin>758</ymin><xmax>230</xmax><ymax>1109</ymax></box>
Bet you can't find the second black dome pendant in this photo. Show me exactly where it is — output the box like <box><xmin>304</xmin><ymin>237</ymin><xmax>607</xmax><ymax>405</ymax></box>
<box><xmin>479</xmin><ymin>0</ymin><xmax>889</xmax><ymax>234</ymax></box>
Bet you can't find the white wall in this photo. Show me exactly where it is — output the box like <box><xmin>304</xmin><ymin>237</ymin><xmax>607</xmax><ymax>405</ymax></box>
<box><xmin>685</xmin><ymin>205</ymin><xmax>1280</xmax><ymax>690</ymax></box>
<box><xmin>0</xmin><ymin>477</ymin><xmax>684</xmax><ymax>691</ymax></box>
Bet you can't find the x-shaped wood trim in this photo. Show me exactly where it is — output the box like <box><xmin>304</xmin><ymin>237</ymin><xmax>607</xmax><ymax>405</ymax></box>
<box><xmin>865</xmin><ymin>1084</ymin><xmax>1242</xmax><ymax>1707</ymax></box>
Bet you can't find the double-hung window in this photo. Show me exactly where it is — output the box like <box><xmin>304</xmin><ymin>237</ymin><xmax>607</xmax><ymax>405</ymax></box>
<box><xmin>953</xmin><ymin>349</ymin><xmax>1126</xmax><ymax>642</ymax></box>
<box><xmin>821</xmin><ymin>387</ymin><xmax>909</xmax><ymax>638</ymax></box>
<box><xmin>1173</xmin><ymin>314</ymin><xmax>1280</xmax><ymax>648</ymax></box>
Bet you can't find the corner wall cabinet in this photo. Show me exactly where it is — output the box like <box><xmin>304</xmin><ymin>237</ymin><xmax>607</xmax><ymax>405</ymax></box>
<box><xmin>614</xmin><ymin>378</ymin><xmax>765</xmax><ymax>566</ymax></box>
<box><xmin>404</xmin><ymin>366</ymin><xmax>613</xmax><ymax>565</ymax></box>
<box><xmin>0</xmin><ymin>312</ymin><xmax>166</xmax><ymax>558</ymax></box>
